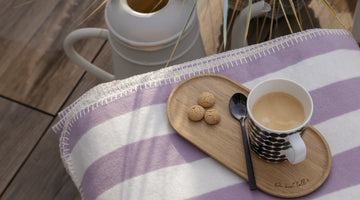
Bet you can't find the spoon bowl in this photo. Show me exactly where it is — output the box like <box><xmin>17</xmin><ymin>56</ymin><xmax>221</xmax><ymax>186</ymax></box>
<box><xmin>229</xmin><ymin>93</ymin><xmax>248</xmax><ymax>120</ymax></box>
<box><xmin>229</xmin><ymin>93</ymin><xmax>257</xmax><ymax>190</ymax></box>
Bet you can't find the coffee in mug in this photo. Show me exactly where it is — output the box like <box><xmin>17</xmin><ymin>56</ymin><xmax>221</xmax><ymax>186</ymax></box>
<box><xmin>247</xmin><ymin>79</ymin><xmax>313</xmax><ymax>164</ymax></box>
<box><xmin>252</xmin><ymin>92</ymin><xmax>306</xmax><ymax>131</ymax></box>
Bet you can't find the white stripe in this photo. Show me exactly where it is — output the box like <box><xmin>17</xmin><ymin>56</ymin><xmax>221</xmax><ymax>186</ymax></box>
<box><xmin>96</xmin><ymin>158</ymin><xmax>243</xmax><ymax>200</ymax></box>
<box><xmin>314</xmin><ymin>109</ymin><xmax>360</xmax><ymax>155</ymax></box>
<box><xmin>313</xmin><ymin>184</ymin><xmax>360</xmax><ymax>200</ymax></box>
<box><xmin>243</xmin><ymin>49</ymin><xmax>360</xmax><ymax>90</ymax></box>
<box><xmin>70</xmin><ymin>103</ymin><xmax>172</xmax><ymax>187</ymax></box>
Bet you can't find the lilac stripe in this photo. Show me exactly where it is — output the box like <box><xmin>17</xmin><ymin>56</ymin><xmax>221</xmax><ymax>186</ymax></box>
<box><xmin>186</xmin><ymin>146</ymin><xmax>360</xmax><ymax>200</ymax></box>
<box><xmin>80</xmin><ymin>133</ymin><xmax>207</xmax><ymax>200</ymax></box>
<box><xmin>79</xmin><ymin>77</ymin><xmax>360</xmax><ymax>199</ymax></box>
<box><xmin>59</xmin><ymin>33</ymin><xmax>359</xmax><ymax>153</ymax></box>
<box><xmin>310</xmin><ymin>77</ymin><xmax>360</xmax><ymax>124</ymax></box>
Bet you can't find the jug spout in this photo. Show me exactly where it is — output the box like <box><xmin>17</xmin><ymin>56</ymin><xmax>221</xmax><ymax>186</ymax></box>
<box><xmin>231</xmin><ymin>1</ymin><xmax>271</xmax><ymax>49</ymax></box>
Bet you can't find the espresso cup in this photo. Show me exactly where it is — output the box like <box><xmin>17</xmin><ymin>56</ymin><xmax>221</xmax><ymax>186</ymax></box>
<box><xmin>246</xmin><ymin>79</ymin><xmax>313</xmax><ymax>164</ymax></box>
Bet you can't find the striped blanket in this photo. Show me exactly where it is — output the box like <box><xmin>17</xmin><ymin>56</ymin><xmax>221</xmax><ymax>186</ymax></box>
<box><xmin>53</xmin><ymin>29</ymin><xmax>360</xmax><ymax>200</ymax></box>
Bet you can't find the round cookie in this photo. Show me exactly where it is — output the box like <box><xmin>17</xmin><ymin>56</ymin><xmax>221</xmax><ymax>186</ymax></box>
<box><xmin>187</xmin><ymin>105</ymin><xmax>205</xmax><ymax>121</ymax></box>
<box><xmin>198</xmin><ymin>92</ymin><xmax>215</xmax><ymax>108</ymax></box>
<box><xmin>204</xmin><ymin>109</ymin><xmax>220</xmax><ymax>125</ymax></box>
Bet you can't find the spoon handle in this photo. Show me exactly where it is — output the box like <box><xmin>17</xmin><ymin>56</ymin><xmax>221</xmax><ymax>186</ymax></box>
<box><xmin>241</xmin><ymin>119</ymin><xmax>257</xmax><ymax>190</ymax></box>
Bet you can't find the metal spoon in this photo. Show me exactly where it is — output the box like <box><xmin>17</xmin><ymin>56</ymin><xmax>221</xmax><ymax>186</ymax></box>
<box><xmin>229</xmin><ymin>93</ymin><xmax>257</xmax><ymax>190</ymax></box>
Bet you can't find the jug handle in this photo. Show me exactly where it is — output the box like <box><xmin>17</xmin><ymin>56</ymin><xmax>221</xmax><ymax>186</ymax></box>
<box><xmin>64</xmin><ymin>28</ymin><xmax>115</xmax><ymax>81</ymax></box>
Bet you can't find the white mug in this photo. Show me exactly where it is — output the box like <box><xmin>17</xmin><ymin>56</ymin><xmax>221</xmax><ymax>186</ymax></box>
<box><xmin>64</xmin><ymin>0</ymin><xmax>205</xmax><ymax>81</ymax></box>
<box><xmin>246</xmin><ymin>79</ymin><xmax>313</xmax><ymax>164</ymax></box>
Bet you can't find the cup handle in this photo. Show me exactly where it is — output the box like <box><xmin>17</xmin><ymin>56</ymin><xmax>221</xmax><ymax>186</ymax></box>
<box><xmin>64</xmin><ymin>28</ymin><xmax>115</xmax><ymax>81</ymax></box>
<box><xmin>285</xmin><ymin>134</ymin><xmax>306</xmax><ymax>164</ymax></box>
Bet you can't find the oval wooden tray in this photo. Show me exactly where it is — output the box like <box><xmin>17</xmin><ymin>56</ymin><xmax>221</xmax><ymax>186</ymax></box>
<box><xmin>167</xmin><ymin>74</ymin><xmax>332</xmax><ymax>198</ymax></box>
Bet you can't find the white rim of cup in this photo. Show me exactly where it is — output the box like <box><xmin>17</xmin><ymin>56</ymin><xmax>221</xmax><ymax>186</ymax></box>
<box><xmin>246</xmin><ymin>78</ymin><xmax>314</xmax><ymax>134</ymax></box>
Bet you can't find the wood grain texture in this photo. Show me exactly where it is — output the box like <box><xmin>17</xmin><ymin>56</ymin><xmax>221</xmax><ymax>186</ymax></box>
<box><xmin>308</xmin><ymin>0</ymin><xmax>356</xmax><ymax>30</ymax></box>
<box><xmin>167</xmin><ymin>74</ymin><xmax>331</xmax><ymax>198</ymax></box>
<box><xmin>53</xmin><ymin>177</ymin><xmax>82</xmax><ymax>200</ymax></box>
<box><xmin>0</xmin><ymin>97</ymin><xmax>52</xmax><ymax>196</ymax></box>
<box><xmin>0</xmin><ymin>119</ymin><xmax>80</xmax><ymax>200</ymax></box>
<box><xmin>197</xmin><ymin>0</ymin><xmax>224</xmax><ymax>55</ymax></box>
<box><xmin>62</xmin><ymin>41</ymin><xmax>113</xmax><ymax>109</ymax></box>
<box><xmin>0</xmin><ymin>0</ymin><xmax>107</xmax><ymax>115</ymax></box>
<box><xmin>0</xmin><ymin>42</ymin><xmax>113</xmax><ymax>200</ymax></box>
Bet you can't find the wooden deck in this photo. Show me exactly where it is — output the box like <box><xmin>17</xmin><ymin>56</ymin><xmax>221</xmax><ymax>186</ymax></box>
<box><xmin>0</xmin><ymin>0</ymin><xmax>355</xmax><ymax>199</ymax></box>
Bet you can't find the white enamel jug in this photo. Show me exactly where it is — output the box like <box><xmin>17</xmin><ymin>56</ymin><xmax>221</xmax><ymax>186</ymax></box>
<box><xmin>64</xmin><ymin>0</ymin><xmax>205</xmax><ymax>81</ymax></box>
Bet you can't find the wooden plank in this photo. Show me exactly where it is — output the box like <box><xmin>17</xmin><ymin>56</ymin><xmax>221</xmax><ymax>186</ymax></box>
<box><xmin>0</xmin><ymin>97</ymin><xmax>52</xmax><ymax>196</ymax></box>
<box><xmin>0</xmin><ymin>0</ymin><xmax>107</xmax><ymax>115</ymax></box>
<box><xmin>308</xmin><ymin>0</ymin><xmax>355</xmax><ymax>30</ymax></box>
<box><xmin>62</xmin><ymin>42</ymin><xmax>113</xmax><ymax>107</ymax></box>
<box><xmin>197</xmin><ymin>0</ymin><xmax>224</xmax><ymax>55</ymax></box>
<box><xmin>0</xmin><ymin>42</ymin><xmax>113</xmax><ymax>200</ymax></box>
<box><xmin>0</xmin><ymin>118</ymin><xmax>81</xmax><ymax>200</ymax></box>
<box><xmin>53</xmin><ymin>177</ymin><xmax>82</xmax><ymax>200</ymax></box>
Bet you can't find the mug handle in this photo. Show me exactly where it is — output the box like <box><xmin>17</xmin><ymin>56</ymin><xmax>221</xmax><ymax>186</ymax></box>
<box><xmin>64</xmin><ymin>28</ymin><xmax>115</xmax><ymax>81</ymax></box>
<box><xmin>285</xmin><ymin>134</ymin><xmax>306</xmax><ymax>164</ymax></box>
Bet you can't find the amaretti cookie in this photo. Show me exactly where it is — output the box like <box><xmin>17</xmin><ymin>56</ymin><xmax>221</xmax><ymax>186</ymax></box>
<box><xmin>204</xmin><ymin>109</ymin><xmax>220</xmax><ymax>125</ymax></box>
<box><xmin>197</xmin><ymin>92</ymin><xmax>215</xmax><ymax>108</ymax></box>
<box><xmin>187</xmin><ymin>105</ymin><xmax>205</xmax><ymax>121</ymax></box>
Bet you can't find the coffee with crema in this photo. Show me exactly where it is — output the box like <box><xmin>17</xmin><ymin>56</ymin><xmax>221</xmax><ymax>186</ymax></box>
<box><xmin>252</xmin><ymin>92</ymin><xmax>305</xmax><ymax>131</ymax></box>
